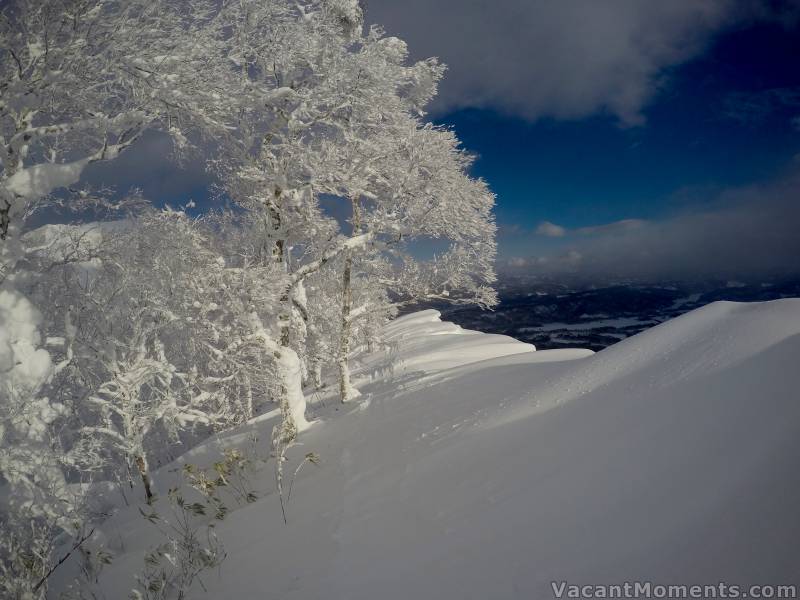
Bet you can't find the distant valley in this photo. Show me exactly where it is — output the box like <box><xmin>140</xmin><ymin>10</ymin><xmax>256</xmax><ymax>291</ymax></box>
<box><xmin>434</xmin><ymin>277</ymin><xmax>800</xmax><ymax>352</ymax></box>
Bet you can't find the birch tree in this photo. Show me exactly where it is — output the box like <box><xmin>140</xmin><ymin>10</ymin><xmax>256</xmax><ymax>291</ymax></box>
<box><xmin>307</xmin><ymin>114</ymin><xmax>498</xmax><ymax>401</ymax></box>
<box><xmin>0</xmin><ymin>0</ymin><xmax>232</xmax><ymax>514</ymax></box>
<box><xmin>1</xmin><ymin>3</ymin><xmax>501</xmax><ymax>570</ymax></box>
<box><xmin>221</xmin><ymin>2</ymin><xmax>477</xmax><ymax>402</ymax></box>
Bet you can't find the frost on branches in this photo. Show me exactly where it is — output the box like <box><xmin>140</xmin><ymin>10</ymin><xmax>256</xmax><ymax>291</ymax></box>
<box><xmin>0</xmin><ymin>0</ymin><xmax>498</xmax><ymax>596</ymax></box>
<box><xmin>222</xmin><ymin>3</ymin><xmax>496</xmax><ymax>401</ymax></box>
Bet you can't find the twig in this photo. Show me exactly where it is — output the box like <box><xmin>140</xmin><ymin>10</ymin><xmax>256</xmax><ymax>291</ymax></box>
<box><xmin>33</xmin><ymin>528</ymin><xmax>96</xmax><ymax>593</ymax></box>
<box><xmin>286</xmin><ymin>452</ymin><xmax>320</xmax><ymax>504</ymax></box>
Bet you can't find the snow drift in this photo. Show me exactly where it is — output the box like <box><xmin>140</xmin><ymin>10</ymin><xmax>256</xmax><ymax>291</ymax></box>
<box><xmin>56</xmin><ymin>301</ymin><xmax>800</xmax><ymax>598</ymax></box>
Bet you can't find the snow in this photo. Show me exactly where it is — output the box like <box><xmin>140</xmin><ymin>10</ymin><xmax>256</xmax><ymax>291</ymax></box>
<box><xmin>22</xmin><ymin>222</ymin><xmax>115</xmax><ymax>282</ymax></box>
<box><xmin>4</xmin><ymin>159</ymin><xmax>92</xmax><ymax>200</ymax></box>
<box><xmin>50</xmin><ymin>300</ymin><xmax>800</xmax><ymax>598</ymax></box>
<box><xmin>371</xmin><ymin>309</ymin><xmax>538</xmax><ymax>374</ymax></box>
<box><xmin>0</xmin><ymin>286</ymin><xmax>53</xmax><ymax>394</ymax></box>
<box><xmin>246</xmin><ymin>311</ymin><xmax>311</xmax><ymax>432</ymax></box>
<box><xmin>276</xmin><ymin>347</ymin><xmax>312</xmax><ymax>432</ymax></box>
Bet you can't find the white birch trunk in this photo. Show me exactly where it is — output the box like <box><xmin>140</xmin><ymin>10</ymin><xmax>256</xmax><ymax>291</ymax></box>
<box><xmin>337</xmin><ymin>198</ymin><xmax>362</xmax><ymax>402</ymax></box>
<box><xmin>247</xmin><ymin>312</ymin><xmax>309</xmax><ymax>438</ymax></box>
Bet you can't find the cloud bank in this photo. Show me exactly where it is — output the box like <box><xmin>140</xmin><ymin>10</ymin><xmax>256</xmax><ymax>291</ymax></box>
<box><xmin>365</xmin><ymin>0</ymin><xmax>796</xmax><ymax>125</ymax></box>
<box><xmin>505</xmin><ymin>168</ymin><xmax>800</xmax><ymax>281</ymax></box>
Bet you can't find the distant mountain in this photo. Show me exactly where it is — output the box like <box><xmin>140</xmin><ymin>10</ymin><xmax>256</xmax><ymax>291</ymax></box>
<box><xmin>432</xmin><ymin>277</ymin><xmax>800</xmax><ymax>351</ymax></box>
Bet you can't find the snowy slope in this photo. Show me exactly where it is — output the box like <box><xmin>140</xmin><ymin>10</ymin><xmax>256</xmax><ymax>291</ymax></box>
<box><xmin>56</xmin><ymin>301</ymin><xmax>800</xmax><ymax>599</ymax></box>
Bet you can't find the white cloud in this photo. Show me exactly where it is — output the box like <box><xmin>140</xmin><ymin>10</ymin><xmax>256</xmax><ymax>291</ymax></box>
<box><xmin>535</xmin><ymin>221</ymin><xmax>567</xmax><ymax>237</ymax></box>
<box><xmin>576</xmin><ymin>219</ymin><xmax>647</xmax><ymax>236</ymax></box>
<box><xmin>504</xmin><ymin>169</ymin><xmax>800</xmax><ymax>280</ymax></box>
<box><xmin>364</xmin><ymin>0</ymin><xmax>785</xmax><ymax>125</ymax></box>
<box><xmin>533</xmin><ymin>218</ymin><xmax>646</xmax><ymax>239</ymax></box>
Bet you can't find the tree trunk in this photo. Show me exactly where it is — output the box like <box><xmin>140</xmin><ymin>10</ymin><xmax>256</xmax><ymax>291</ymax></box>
<box><xmin>247</xmin><ymin>312</ymin><xmax>309</xmax><ymax>443</ymax></box>
<box><xmin>289</xmin><ymin>281</ymin><xmax>310</xmax><ymax>383</ymax></box>
<box><xmin>276</xmin><ymin>288</ymin><xmax>309</xmax><ymax>429</ymax></box>
<box><xmin>242</xmin><ymin>373</ymin><xmax>254</xmax><ymax>421</ymax></box>
<box><xmin>311</xmin><ymin>356</ymin><xmax>323</xmax><ymax>390</ymax></box>
<box><xmin>338</xmin><ymin>250</ymin><xmax>356</xmax><ymax>402</ymax></box>
<box><xmin>260</xmin><ymin>192</ymin><xmax>309</xmax><ymax>433</ymax></box>
<box><xmin>1</xmin><ymin>150</ymin><xmax>21</xmax><ymax>241</ymax></box>
<box><xmin>273</xmin><ymin>302</ymin><xmax>307</xmax><ymax>441</ymax></box>
<box><xmin>338</xmin><ymin>197</ymin><xmax>362</xmax><ymax>402</ymax></box>
<box><xmin>134</xmin><ymin>455</ymin><xmax>153</xmax><ymax>505</ymax></box>
<box><xmin>277</xmin><ymin>345</ymin><xmax>310</xmax><ymax>432</ymax></box>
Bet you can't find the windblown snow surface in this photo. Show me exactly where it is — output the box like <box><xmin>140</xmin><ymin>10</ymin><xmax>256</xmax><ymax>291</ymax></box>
<box><xmin>56</xmin><ymin>300</ymin><xmax>800</xmax><ymax>598</ymax></box>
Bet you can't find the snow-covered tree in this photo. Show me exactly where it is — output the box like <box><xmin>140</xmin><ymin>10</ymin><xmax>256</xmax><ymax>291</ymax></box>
<box><xmin>217</xmin><ymin>1</ymin><xmax>495</xmax><ymax>402</ymax></box>
<box><xmin>18</xmin><ymin>211</ymin><xmax>274</xmax><ymax>505</ymax></box>
<box><xmin>307</xmin><ymin>115</ymin><xmax>498</xmax><ymax>401</ymax></box>
<box><xmin>0</xmin><ymin>0</ymin><xmax>286</xmax><ymax>445</ymax></box>
<box><xmin>0</xmin><ymin>0</ymin><xmax>248</xmax><ymax>240</ymax></box>
<box><xmin>0</xmin><ymin>285</ymin><xmax>89</xmax><ymax>598</ymax></box>
<box><xmin>27</xmin><ymin>216</ymin><xmax>185</xmax><ymax>503</ymax></box>
<box><xmin>1</xmin><ymin>3</ymin><xmax>500</xmax><ymax>593</ymax></box>
<box><xmin>0</xmin><ymin>0</ymin><xmax>230</xmax><ymax>516</ymax></box>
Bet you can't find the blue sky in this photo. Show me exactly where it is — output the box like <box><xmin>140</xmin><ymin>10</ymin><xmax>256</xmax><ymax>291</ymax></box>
<box><xmin>363</xmin><ymin>0</ymin><xmax>800</xmax><ymax>280</ymax></box>
<box><xmin>427</xmin><ymin>20</ymin><xmax>800</xmax><ymax>269</ymax></box>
